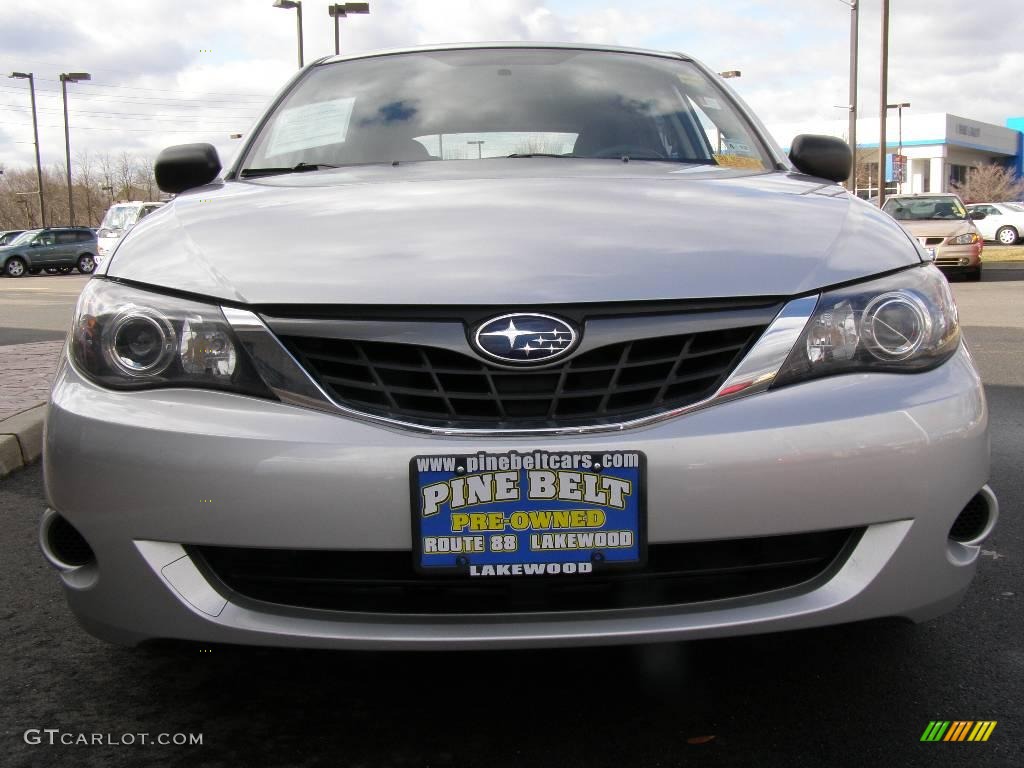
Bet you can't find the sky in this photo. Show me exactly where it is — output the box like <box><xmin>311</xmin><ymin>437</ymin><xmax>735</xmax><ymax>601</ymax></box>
<box><xmin>1</xmin><ymin>0</ymin><xmax>1022</xmax><ymax>174</ymax></box>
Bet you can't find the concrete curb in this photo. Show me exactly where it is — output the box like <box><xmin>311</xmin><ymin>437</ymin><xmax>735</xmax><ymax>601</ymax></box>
<box><xmin>0</xmin><ymin>401</ymin><xmax>46</xmax><ymax>479</ymax></box>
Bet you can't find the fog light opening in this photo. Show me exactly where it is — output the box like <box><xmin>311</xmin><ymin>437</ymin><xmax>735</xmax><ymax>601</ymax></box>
<box><xmin>949</xmin><ymin>488</ymin><xmax>998</xmax><ymax>545</ymax></box>
<box><xmin>41</xmin><ymin>512</ymin><xmax>95</xmax><ymax>569</ymax></box>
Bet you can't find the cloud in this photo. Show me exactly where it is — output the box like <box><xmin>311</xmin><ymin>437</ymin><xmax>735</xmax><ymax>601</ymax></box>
<box><xmin>0</xmin><ymin>0</ymin><xmax>1021</xmax><ymax>176</ymax></box>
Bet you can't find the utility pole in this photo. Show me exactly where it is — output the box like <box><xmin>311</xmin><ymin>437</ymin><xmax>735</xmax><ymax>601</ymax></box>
<box><xmin>9</xmin><ymin>72</ymin><xmax>46</xmax><ymax>226</ymax></box>
<box><xmin>878</xmin><ymin>0</ymin><xmax>890</xmax><ymax>207</ymax></box>
<box><xmin>845</xmin><ymin>0</ymin><xmax>859</xmax><ymax>192</ymax></box>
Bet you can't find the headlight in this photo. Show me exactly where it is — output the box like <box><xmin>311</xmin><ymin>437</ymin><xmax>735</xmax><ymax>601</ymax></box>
<box><xmin>948</xmin><ymin>232</ymin><xmax>980</xmax><ymax>245</ymax></box>
<box><xmin>71</xmin><ymin>279</ymin><xmax>273</xmax><ymax>397</ymax></box>
<box><xmin>773</xmin><ymin>264</ymin><xmax>959</xmax><ymax>388</ymax></box>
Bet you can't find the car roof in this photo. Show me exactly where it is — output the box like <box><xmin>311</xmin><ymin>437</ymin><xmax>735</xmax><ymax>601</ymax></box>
<box><xmin>318</xmin><ymin>42</ymin><xmax>691</xmax><ymax>67</ymax></box>
<box><xmin>888</xmin><ymin>194</ymin><xmax>960</xmax><ymax>199</ymax></box>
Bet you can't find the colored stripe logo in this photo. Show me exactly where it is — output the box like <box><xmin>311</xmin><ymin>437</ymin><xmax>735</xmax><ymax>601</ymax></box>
<box><xmin>921</xmin><ymin>721</ymin><xmax>997</xmax><ymax>742</ymax></box>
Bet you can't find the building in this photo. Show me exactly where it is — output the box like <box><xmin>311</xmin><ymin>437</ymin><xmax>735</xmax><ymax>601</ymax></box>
<box><xmin>769</xmin><ymin>113</ymin><xmax>1022</xmax><ymax>199</ymax></box>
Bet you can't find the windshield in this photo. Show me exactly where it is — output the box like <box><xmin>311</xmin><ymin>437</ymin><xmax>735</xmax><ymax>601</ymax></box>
<box><xmin>100</xmin><ymin>204</ymin><xmax>140</xmax><ymax>232</ymax></box>
<box><xmin>8</xmin><ymin>230</ymin><xmax>39</xmax><ymax>246</ymax></box>
<box><xmin>883</xmin><ymin>196</ymin><xmax>967</xmax><ymax>221</ymax></box>
<box><xmin>241</xmin><ymin>49</ymin><xmax>770</xmax><ymax>173</ymax></box>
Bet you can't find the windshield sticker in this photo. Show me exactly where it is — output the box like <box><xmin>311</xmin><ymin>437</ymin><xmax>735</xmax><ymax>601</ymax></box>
<box><xmin>723</xmin><ymin>139</ymin><xmax>753</xmax><ymax>155</ymax></box>
<box><xmin>266</xmin><ymin>97</ymin><xmax>355</xmax><ymax>157</ymax></box>
<box><xmin>676</xmin><ymin>71</ymin><xmax>705</xmax><ymax>88</ymax></box>
<box><xmin>700</xmin><ymin>96</ymin><xmax>722</xmax><ymax>110</ymax></box>
<box><xmin>713</xmin><ymin>154</ymin><xmax>765</xmax><ymax>170</ymax></box>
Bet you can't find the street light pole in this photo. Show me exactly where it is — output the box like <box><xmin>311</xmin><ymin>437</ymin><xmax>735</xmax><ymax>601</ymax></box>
<box><xmin>60</xmin><ymin>72</ymin><xmax>91</xmax><ymax>227</ymax></box>
<box><xmin>328</xmin><ymin>3</ymin><xmax>370</xmax><ymax>56</ymax></box>
<box><xmin>839</xmin><ymin>0</ymin><xmax>859</xmax><ymax>192</ymax></box>
<box><xmin>886</xmin><ymin>102</ymin><xmax>910</xmax><ymax>193</ymax></box>
<box><xmin>273</xmin><ymin>1</ymin><xmax>304</xmax><ymax>67</ymax></box>
<box><xmin>878</xmin><ymin>0</ymin><xmax>890</xmax><ymax>207</ymax></box>
<box><xmin>9</xmin><ymin>72</ymin><xmax>46</xmax><ymax>227</ymax></box>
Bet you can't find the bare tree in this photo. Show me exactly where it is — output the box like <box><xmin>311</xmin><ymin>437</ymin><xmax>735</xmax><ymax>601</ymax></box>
<box><xmin>0</xmin><ymin>152</ymin><xmax>161</xmax><ymax>229</ymax></box>
<box><xmin>135</xmin><ymin>157</ymin><xmax>157</xmax><ymax>200</ymax></box>
<box><xmin>116</xmin><ymin>151</ymin><xmax>138</xmax><ymax>200</ymax></box>
<box><xmin>98</xmin><ymin>151</ymin><xmax>117</xmax><ymax>205</ymax></box>
<box><xmin>75</xmin><ymin>148</ymin><xmax>97</xmax><ymax>225</ymax></box>
<box><xmin>952</xmin><ymin>163</ymin><xmax>1024</xmax><ymax>203</ymax></box>
<box><xmin>50</xmin><ymin>161</ymin><xmax>70</xmax><ymax>226</ymax></box>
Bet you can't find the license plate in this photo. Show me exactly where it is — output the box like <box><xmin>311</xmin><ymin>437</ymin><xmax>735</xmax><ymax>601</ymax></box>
<box><xmin>411</xmin><ymin>450</ymin><xmax>645</xmax><ymax>577</ymax></box>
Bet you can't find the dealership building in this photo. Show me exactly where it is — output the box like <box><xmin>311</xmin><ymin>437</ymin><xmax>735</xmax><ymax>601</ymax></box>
<box><xmin>769</xmin><ymin>113</ymin><xmax>1023</xmax><ymax>199</ymax></box>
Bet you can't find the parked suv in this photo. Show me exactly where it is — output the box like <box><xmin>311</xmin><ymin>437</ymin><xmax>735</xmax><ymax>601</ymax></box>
<box><xmin>1</xmin><ymin>227</ymin><xmax>98</xmax><ymax>277</ymax></box>
<box><xmin>881</xmin><ymin>194</ymin><xmax>985</xmax><ymax>280</ymax></box>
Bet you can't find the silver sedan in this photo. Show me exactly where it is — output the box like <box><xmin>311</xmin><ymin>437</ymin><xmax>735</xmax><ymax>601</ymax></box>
<box><xmin>41</xmin><ymin>44</ymin><xmax>995</xmax><ymax>649</ymax></box>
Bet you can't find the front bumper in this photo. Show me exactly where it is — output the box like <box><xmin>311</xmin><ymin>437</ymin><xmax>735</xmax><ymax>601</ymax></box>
<box><xmin>43</xmin><ymin>344</ymin><xmax>992</xmax><ymax>649</ymax></box>
<box><xmin>934</xmin><ymin>242</ymin><xmax>982</xmax><ymax>270</ymax></box>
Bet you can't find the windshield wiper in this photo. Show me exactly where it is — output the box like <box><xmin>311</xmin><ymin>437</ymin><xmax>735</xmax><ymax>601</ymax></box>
<box><xmin>506</xmin><ymin>153</ymin><xmax>576</xmax><ymax>158</ymax></box>
<box><xmin>621</xmin><ymin>157</ymin><xmax>718</xmax><ymax>164</ymax></box>
<box><xmin>239</xmin><ymin>162</ymin><xmax>338</xmax><ymax>178</ymax></box>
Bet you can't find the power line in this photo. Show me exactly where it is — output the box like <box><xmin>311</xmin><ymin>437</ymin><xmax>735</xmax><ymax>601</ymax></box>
<box><xmin>0</xmin><ymin>120</ymin><xmax>240</xmax><ymax>134</ymax></box>
<box><xmin>36</xmin><ymin>78</ymin><xmax>274</xmax><ymax>100</ymax></box>
<box><xmin>0</xmin><ymin>83</ymin><xmax>268</xmax><ymax>106</ymax></box>
<box><xmin>0</xmin><ymin>101</ymin><xmax>257</xmax><ymax>123</ymax></box>
<box><xmin>0</xmin><ymin>55</ymin><xmax>280</xmax><ymax>99</ymax></box>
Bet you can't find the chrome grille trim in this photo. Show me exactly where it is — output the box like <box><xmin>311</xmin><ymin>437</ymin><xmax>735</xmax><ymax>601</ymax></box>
<box><xmin>222</xmin><ymin>295</ymin><xmax>818</xmax><ymax>436</ymax></box>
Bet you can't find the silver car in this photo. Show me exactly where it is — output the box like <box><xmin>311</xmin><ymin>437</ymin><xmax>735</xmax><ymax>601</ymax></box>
<box><xmin>42</xmin><ymin>44</ymin><xmax>996</xmax><ymax>649</ymax></box>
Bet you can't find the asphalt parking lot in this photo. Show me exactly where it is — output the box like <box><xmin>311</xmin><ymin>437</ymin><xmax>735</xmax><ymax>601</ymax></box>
<box><xmin>0</xmin><ymin>266</ymin><xmax>1021</xmax><ymax>768</ymax></box>
<box><xmin>0</xmin><ymin>273</ymin><xmax>90</xmax><ymax>346</ymax></box>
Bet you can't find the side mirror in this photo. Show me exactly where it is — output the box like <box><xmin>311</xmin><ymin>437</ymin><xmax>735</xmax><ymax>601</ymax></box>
<box><xmin>968</xmin><ymin>210</ymin><xmax>987</xmax><ymax>221</ymax></box>
<box><xmin>789</xmin><ymin>134</ymin><xmax>852</xmax><ymax>183</ymax></box>
<box><xmin>154</xmin><ymin>143</ymin><xmax>221</xmax><ymax>194</ymax></box>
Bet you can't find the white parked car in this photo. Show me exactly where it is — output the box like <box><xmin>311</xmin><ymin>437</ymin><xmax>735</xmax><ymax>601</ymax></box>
<box><xmin>965</xmin><ymin>202</ymin><xmax>1024</xmax><ymax>245</ymax></box>
<box><xmin>95</xmin><ymin>201</ymin><xmax>165</xmax><ymax>266</ymax></box>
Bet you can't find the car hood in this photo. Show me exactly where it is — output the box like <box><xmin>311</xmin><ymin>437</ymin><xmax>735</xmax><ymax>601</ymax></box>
<box><xmin>892</xmin><ymin>219</ymin><xmax>977</xmax><ymax>239</ymax></box>
<box><xmin>107</xmin><ymin>160</ymin><xmax>921</xmax><ymax>305</ymax></box>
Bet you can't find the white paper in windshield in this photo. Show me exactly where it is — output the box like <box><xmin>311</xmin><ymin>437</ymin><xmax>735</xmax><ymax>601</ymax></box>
<box><xmin>266</xmin><ymin>97</ymin><xmax>355</xmax><ymax>157</ymax></box>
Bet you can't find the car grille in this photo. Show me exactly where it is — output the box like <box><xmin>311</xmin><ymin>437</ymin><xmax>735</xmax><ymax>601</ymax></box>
<box><xmin>192</xmin><ymin>529</ymin><xmax>860</xmax><ymax>615</ymax></box>
<box><xmin>279</xmin><ymin>324</ymin><xmax>766</xmax><ymax>429</ymax></box>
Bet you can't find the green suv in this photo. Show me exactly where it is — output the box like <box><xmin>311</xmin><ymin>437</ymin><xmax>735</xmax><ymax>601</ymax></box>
<box><xmin>0</xmin><ymin>227</ymin><xmax>98</xmax><ymax>277</ymax></box>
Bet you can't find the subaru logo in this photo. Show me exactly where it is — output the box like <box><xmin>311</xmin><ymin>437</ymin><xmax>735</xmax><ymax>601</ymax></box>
<box><xmin>472</xmin><ymin>313</ymin><xmax>579</xmax><ymax>365</ymax></box>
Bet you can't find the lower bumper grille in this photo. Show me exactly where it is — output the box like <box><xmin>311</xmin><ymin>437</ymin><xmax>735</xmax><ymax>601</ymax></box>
<box><xmin>192</xmin><ymin>528</ymin><xmax>861</xmax><ymax>615</ymax></box>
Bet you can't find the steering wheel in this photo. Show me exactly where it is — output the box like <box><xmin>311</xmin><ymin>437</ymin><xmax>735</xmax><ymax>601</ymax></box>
<box><xmin>590</xmin><ymin>144</ymin><xmax>666</xmax><ymax>159</ymax></box>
